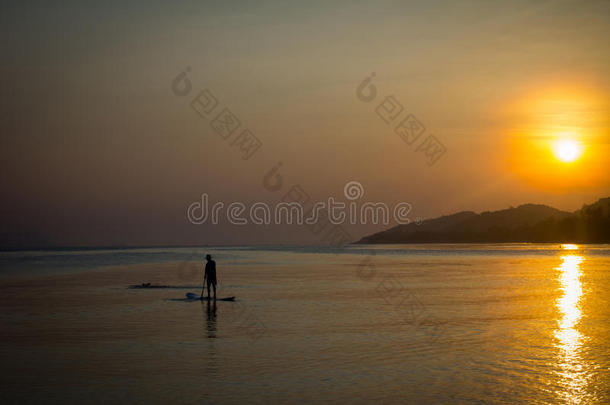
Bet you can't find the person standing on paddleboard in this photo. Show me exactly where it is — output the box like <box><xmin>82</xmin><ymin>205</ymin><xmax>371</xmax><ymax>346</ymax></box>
<box><xmin>202</xmin><ymin>254</ymin><xmax>217</xmax><ymax>300</ymax></box>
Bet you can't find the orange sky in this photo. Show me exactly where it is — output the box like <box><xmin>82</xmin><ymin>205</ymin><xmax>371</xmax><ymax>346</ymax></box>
<box><xmin>1</xmin><ymin>0</ymin><xmax>609</xmax><ymax>247</ymax></box>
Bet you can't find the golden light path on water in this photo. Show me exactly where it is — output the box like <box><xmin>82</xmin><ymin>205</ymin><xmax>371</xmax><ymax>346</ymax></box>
<box><xmin>554</xmin><ymin>245</ymin><xmax>589</xmax><ymax>404</ymax></box>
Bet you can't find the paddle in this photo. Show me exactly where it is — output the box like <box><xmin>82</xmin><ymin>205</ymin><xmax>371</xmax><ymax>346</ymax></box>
<box><xmin>200</xmin><ymin>262</ymin><xmax>206</xmax><ymax>300</ymax></box>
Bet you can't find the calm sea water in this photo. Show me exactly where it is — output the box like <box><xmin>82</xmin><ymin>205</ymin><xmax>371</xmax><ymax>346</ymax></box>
<box><xmin>1</xmin><ymin>244</ymin><xmax>609</xmax><ymax>404</ymax></box>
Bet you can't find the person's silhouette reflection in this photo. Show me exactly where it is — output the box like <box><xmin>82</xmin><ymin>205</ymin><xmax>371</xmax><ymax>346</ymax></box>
<box><xmin>204</xmin><ymin>299</ymin><xmax>217</xmax><ymax>338</ymax></box>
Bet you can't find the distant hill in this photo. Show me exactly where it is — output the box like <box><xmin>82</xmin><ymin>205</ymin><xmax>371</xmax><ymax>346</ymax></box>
<box><xmin>357</xmin><ymin>197</ymin><xmax>610</xmax><ymax>244</ymax></box>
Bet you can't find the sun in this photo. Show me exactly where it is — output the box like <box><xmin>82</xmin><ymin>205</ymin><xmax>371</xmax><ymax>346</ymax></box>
<box><xmin>552</xmin><ymin>138</ymin><xmax>583</xmax><ymax>163</ymax></box>
<box><xmin>504</xmin><ymin>83</ymin><xmax>609</xmax><ymax>190</ymax></box>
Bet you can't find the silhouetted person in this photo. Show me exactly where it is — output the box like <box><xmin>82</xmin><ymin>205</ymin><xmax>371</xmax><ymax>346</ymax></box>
<box><xmin>202</xmin><ymin>254</ymin><xmax>217</xmax><ymax>300</ymax></box>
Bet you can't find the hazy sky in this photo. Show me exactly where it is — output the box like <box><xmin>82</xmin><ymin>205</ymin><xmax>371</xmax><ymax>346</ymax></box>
<box><xmin>1</xmin><ymin>0</ymin><xmax>609</xmax><ymax>247</ymax></box>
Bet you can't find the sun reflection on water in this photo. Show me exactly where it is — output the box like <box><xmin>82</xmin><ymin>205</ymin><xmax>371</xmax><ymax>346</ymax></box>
<box><xmin>554</xmin><ymin>251</ymin><xmax>589</xmax><ymax>404</ymax></box>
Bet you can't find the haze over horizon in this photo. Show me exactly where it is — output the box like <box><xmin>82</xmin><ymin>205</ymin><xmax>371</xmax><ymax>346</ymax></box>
<box><xmin>2</xmin><ymin>0</ymin><xmax>609</xmax><ymax>248</ymax></box>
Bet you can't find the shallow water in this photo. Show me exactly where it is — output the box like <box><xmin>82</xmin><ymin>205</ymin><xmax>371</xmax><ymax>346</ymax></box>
<box><xmin>1</xmin><ymin>244</ymin><xmax>609</xmax><ymax>404</ymax></box>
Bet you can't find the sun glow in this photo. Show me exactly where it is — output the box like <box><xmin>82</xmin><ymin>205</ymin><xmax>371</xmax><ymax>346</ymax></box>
<box><xmin>504</xmin><ymin>82</ymin><xmax>609</xmax><ymax>190</ymax></box>
<box><xmin>553</xmin><ymin>137</ymin><xmax>583</xmax><ymax>163</ymax></box>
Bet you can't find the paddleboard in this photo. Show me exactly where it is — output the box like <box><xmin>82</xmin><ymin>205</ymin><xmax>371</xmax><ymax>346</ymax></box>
<box><xmin>185</xmin><ymin>292</ymin><xmax>235</xmax><ymax>301</ymax></box>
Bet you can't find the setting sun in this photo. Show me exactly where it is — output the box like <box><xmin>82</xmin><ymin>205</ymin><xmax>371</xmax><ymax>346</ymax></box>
<box><xmin>504</xmin><ymin>81</ymin><xmax>609</xmax><ymax>191</ymax></box>
<box><xmin>553</xmin><ymin>138</ymin><xmax>583</xmax><ymax>163</ymax></box>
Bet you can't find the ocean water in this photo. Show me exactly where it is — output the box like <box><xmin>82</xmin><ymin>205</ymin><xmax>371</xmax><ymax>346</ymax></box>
<box><xmin>1</xmin><ymin>244</ymin><xmax>609</xmax><ymax>404</ymax></box>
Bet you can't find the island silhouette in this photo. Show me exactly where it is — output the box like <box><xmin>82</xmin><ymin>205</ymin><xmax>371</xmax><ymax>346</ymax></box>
<box><xmin>357</xmin><ymin>197</ymin><xmax>610</xmax><ymax>244</ymax></box>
